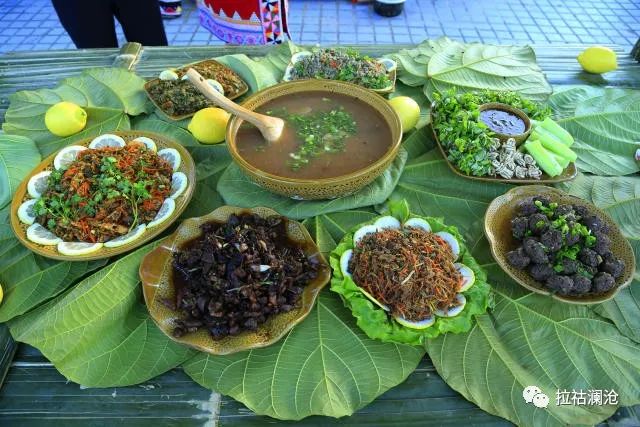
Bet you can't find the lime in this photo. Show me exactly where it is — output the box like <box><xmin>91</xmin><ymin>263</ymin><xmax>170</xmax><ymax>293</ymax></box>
<box><xmin>455</xmin><ymin>263</ymin><xmax>476</xmax><ymax>292</ymax></box>
<box><xmin>58</xmin><ymin>242</ymin><xmax>103</xmax><ymax>256</ymax></box>
<box><xmin>395</xmin><ymin>315</ymin><xmax>435</xmax><ymax>329</ymax></box>
<box><xmin>0</xmin><ymin>282</ymin><xmax>3</xmax><ymax>305</ymax></box>
<box><xmin>27</xmin><ymin>170</ymin><xmax>51</xmax><ymax>198</ymax></box>
<box><xmin>18</xmin><ymin>199</ymin><xmax>38</xmax><ymax>225</ymax></box>
<box><xmin>53</xmin><ymin>145</ymin><xmax>87</xmax><ymax>170</ymax></box>
<box><xmin>577</xmin><ymin>46</ymin><xmax>618</xmax><ymax>74</ymax></box>
<box><xmin>389</xmin><ymin>96</ymin><xmax>420</xmax><ymax>133</ymax></box>
<box><xmin>159</xmin><ymin>69</ymin><xmax>179</xmax><ymax>81</ymax></box>
<box><xmin>434</xmin><ymin>294</ymin><xmax>466</xmax><ymax>317</ymax></box>
<box><xmin>157</xmin><ymin>148</ymin><xmax>181</xmax><ymax>172</ymax></box>
<box><xmin>45</xmin><ymin>102</ymin><xmax>87</xmax><ymax>137</ymax></box>
<box><xmin>147</xmin><ymin>198</ymin><xmax>175</xmax><ymax>228</ymax></box>
<box><xmin>130</xmin><ymin>137</ymin><xmax>157</xmax><ymax>152</ymax></box>
<box><xmin>207</xmin><ymin>79</ymin><xmax>225</xmax><ymax>95</ymax></box>
<box><xmin>89</xmin><ymin>134</ymin><xmax>126</xmax><ymax>149</ymax></box>
<box><xmin>26</xmin><ymin>223</ymin><xmax>62</xmax><ymax>245</ymax></box>
<box><xmin>169</xmin><ymin>172</ymin><xmax>188</xmax><ymax>199</ymax></box>
<box><xmin>188</xmin><ymin>107</ymin><xmax>230</xmax><ymax>144</ymax></box>
<box><xmin>403</xmin><ymin>217</ymin><xmax>431</xmax><ymax>232</ymax></box>
<box><xmin>104</xmin><ymin>224</ymin><xmax>147</xmax><ymax>248</ymax></box>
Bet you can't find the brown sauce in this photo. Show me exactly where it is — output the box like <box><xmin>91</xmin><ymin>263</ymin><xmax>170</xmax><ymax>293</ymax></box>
<box><xmin>235</xmin><ymin>92</ymin><xmax>392</xmax><ymax>180</ymax></box>
<box><xmin>480</xmin><ymin>109</ymin><xmax>526</xmax><ymax>135</ymax></box>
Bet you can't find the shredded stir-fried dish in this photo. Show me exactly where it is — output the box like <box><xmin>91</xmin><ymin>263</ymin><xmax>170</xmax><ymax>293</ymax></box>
<box><xmin>349</xmin><ymin>227</ymin><xmax>462</xmax><ymax>320</ymax></box>
<box><xmin>35</xmin><ymin>143</ymin><xmax>172</xmax><ymax>243</ymax></box>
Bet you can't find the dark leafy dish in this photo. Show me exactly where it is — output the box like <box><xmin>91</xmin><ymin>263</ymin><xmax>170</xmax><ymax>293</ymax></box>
<box><xmin>145</xmin><ymin>60</ymin><xmax>248</xmax><ymax>118</ymax></box>
<box><xmin>168</xmin><ymin>213</ymin><xmax>323</xmax><ymax>339</ymax></box>
<box><xmin>330</xmin><ymin>200</ymin><xmax>491</xmax><ymax>345</ymax></box>
<box><xmin>507</xmin><ymin>196</ymin><xmax>625</xmax><ymax>296</ymax></box>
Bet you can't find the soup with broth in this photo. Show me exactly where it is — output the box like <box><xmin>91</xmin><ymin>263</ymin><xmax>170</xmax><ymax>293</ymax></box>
<box><xmin>235</xmin><ymin>92</ymin><xmax>392</xmax><ymax>180</ymax></box>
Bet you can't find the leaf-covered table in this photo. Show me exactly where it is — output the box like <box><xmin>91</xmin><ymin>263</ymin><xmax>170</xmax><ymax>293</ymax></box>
<box><xmin>0</xmin><ymin>42</ymin><xmax>639</xmax><ymax>426</ymax></box>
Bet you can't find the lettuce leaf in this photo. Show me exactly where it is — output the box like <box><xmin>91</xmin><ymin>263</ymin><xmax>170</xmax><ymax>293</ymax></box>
<box><xmin>329</xmin><ymin>200</ymin><xmax>492</xmax><ymax>345</ymax></box>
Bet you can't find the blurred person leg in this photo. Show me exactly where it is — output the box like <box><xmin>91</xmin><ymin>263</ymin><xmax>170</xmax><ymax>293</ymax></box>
<box><xmin>51</xmin><ymin>0</ymin><xmax>118</xmax><ymax>48</ymax></box>
<box><xmin>159</xmin><ymin>1</ymin><xmax>183</xmax><ymax>19</ymax></box>
<box><xmin>114</xmin><ymin>0</ymin><xmax>168</xmax><ymax>46</ymax></box>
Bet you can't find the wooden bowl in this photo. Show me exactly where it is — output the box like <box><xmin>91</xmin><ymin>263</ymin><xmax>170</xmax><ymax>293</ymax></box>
<box><xmin>10</xmin><ymin>131</ymin><xmax>195</xmax><ymax>261</ymax></box>
<box><xmin>485</xmin><ymin>185</ymin><xmax>636</xmax><ymax>304</ymax></box>
<box><xmin>478</xmin><ymin>102</ymin><xmax>531</xmax><ymax>145</ymax></box>
<box><xmin>139</xmin><ymin>206</ymin><xmax>331</xmax><ymax>355</ymax></box>
<box><xmin>226</xmin><ymin>79</ymin><xmax>403</xmax><ymax>200</ymax></box>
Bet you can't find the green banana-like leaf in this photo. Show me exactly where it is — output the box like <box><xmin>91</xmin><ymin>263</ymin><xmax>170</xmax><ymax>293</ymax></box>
<box><xmin>216</xmin><ymin>148</ymin><xmax>407</xmax><ymax>220</ymax></box>
<box><xmin>0</xmin><ymin>133</ymin><xmax>41</xmax><ymax>209</ymax></box>
<box><xmin>424</xmin><ymin>42</ymin><xmax>552</xmax><ymax>102</ymax></box>
<box><xmin>425</xmin><ymin>245</ymin><xmax>640</xmax><ymax>427</ymax></box>
<box><xmin>550</xmin><ymin>86</ymin><xmax>640</xmax><ymax>176</ymax></box>
<box><xmin>183</xmin><ymin>291</ymin><xmax>424</xmax><ymax>420</ymax></box>
<box><xmin>0</xmin><ymin>205</ymin><xmax>106</xmax><ymax>322</ymax></box>
<box><xmin>2</xmin><ymin>68</ymin><xmax>152</xmax><ymax>156</ymax></box>
<box><xmin>8</xmin><ymin>243</ymin><xmax>196</xmax><ymax>387</ymax></box>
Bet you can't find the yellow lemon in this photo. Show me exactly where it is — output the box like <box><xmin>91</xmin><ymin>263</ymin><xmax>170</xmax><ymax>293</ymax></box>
<box><xmin>188</xmin><ymin>107</ymin><xmax>230</xmax><ymax>144</ymax></box>
<box><xmin>577</xmin><ymin>46</ymin><xmax>618</xmax><ymax>74</ymax></box>
<box><xmin>45</xmin><ymin>101</ymin><xmax>87</xmax><ymax>137</ymax></box>
<box><xmin>389</xmin><ymin>96</ymin><xmax>420</xmax><ymax>133</ymax></box>
<box><xmin>0</xmin><ymin>282</ymin><xmax>3</xmax><ymax>305</ymax></box>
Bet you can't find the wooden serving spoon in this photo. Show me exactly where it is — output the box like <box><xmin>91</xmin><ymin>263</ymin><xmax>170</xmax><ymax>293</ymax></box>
<box><xmin>186</xmin><ymin>68</ymin><xmax>285</xmax><ymax>143</ymax></box>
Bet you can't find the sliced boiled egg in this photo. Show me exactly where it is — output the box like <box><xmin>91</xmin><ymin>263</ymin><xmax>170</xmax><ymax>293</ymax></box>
<box><xmin>435</xmin><ymin>231</ymin><xmax>460</xmax><ymax>260</ymax></box>
<box><xmin>352</xmin><ymin>224</ymin><xmax>379</xmax><ymax>246</ymax></box>
<box><xmin>435</xmin><ymin>294</ymin><xmax>466</xmax><ymax>317</ymax></box>
<box><xmin>455</xmin><ymin>263</ymin><xmax>476</xmax><ymax>292</ymax></box>
<box><xmin>403</xmin><ymin>217</ymin><xmax>431</xmax><ymax>232</ymax></box>
<box><xmin>374</xmin><ymin>216</ymin><xmax>401</xmax><ymax>230</ymax></box>
<box><xmin>340</xmin><ymin>249</ymin><xmax>353</xmax><ymax>279</ymax></box>
<box><xmin>394</xmin><ymin>315</ymin><xmax>435</xmax><ymax>329</ymax></box>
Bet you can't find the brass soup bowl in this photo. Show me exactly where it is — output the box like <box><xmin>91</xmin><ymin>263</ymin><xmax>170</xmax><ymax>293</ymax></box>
<box><xmin>226</xmin><ymin>79</ymin><xmax>403</xmax><ymax>200</ymax></box>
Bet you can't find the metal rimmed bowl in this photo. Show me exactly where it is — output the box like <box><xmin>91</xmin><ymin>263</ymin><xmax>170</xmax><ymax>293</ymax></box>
<box><xmin>485</xmin><ymin>185</ymin><xmax>635</xmax><ymax>304</ymax></box>
<box><xmin>139</xmin><ymin>205</ymin><xmax>331</xmax><ymax>355</ymax></box>
<box><xmin>226</xmin><ymin>79</ymin><xmax>403</xmax><ymax>200</ymax></box>
<box><xmin>10</xmin><ymin>131</ymin><xmax>196</xmax><ymax>262</ymax></box>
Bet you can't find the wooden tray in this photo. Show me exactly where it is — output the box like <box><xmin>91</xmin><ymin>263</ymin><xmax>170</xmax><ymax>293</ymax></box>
<box><xmin>430</xmin><ymin>107</ymin><xmax>578</xmax><ymax>184</ymax></box>
<box><xmin>10</xmin><ymin>131</ymin><xmax>196</xmax><ymax>261</ymax></box>
<box><xmin>144</xmin><ymin>59</ymin><xmax>249</xmax><ymax>121</ymax></box>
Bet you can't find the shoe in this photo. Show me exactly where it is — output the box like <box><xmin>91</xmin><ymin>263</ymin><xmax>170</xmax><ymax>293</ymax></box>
<box><xmin>160</xmin><ymin>2</ymin><xmax>183</xmax><ymax>18</ymax></box>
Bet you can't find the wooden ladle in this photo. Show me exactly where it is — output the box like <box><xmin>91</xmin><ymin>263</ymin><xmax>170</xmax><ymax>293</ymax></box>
<box><xmin>186</xmin><ymin>68</ymin><xmax>285</xmax><ymax>143</ymax></box>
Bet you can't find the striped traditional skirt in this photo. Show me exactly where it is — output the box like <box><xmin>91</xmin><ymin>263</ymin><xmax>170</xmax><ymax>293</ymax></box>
<box><xmin>197</xmin><ymin>0</ymin><xmax>290</xmax><ymax>45</ymax></box>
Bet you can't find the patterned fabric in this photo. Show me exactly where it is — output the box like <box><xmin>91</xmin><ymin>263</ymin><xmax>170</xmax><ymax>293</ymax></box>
<box><xmin>197</xmin><ymin>0</ymin><xmax>289</xmax><ymax>45</ymax></box>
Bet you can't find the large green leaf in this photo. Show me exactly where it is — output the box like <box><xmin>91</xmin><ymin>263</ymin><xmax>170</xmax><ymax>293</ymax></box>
<box><xmin>2</xmin><ymin>68</ymin><xmax>152</xmax><ymax>156</ymax></box>
<box><xmin>425</xmin><ymin>245</ymin><xmax>640</xmax><ymax>427</ymax></box>
<box><xmin>594</xmin><ymin>283</ymin><xmax>640</xmax><ymax>344</ymax></box>
<box><xmin>181</xmin><ymin>144</ymin><xmax>232</xmax><ymax>218</ymax></box>
<box><xmin>131</xmin><ymin>113</ymin><xmax>198</xmax><ymax>146</ymax></box>
<box><xmin>389</xmin><ymin>130</ymin><xmax>512</xmax><ymax>243</ymax></box>
<box><xmin>550</xmin><ymin>86</ymin><xmax>640</xmax><ymax>176</ymax></box>
<box><xmin>216</xmin><ymin>148</ymin><xmax>408</xmax><ymax>220</ymax></box>
<box><xmin>424</xmin><ymin>43</ymin><xmax>552</xmax><ymax>102</ymax></box>
<box><xmin>183</xmin><ymin>291</ymin><xmax>424</xmax><ymax>420</ymax></box>
<box><xmin>0</xmin><ymin>206</ymin><xmax>106</xmax><ymax>322</ymax></box>
<box><xmin>0</xmin><ymin>134</ymin><xmax>41</xmax><ymax>208</ymax></box>
<box><xmin>8</xmin><ymin>243</ymin><xmax>195</xmax><ymax>387</ymax></box>
<box><xmin>385</xmin><ymin>37</ymin><xmax>460</xmax><ymax>87</ymax></box>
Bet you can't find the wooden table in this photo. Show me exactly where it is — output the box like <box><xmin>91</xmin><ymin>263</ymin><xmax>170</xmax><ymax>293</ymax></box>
<box><xmin>0</xmin><ymin>43</ymin><xmax>639</xmax><ymax>426</ymax></box>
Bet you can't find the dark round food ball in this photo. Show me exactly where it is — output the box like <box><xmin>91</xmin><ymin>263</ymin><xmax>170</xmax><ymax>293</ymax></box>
<box><xmin>571</xmin><ymin>275</ymin><xmax>592</xmax><ymax>294</ymax></box>
<box><xmin>564</xmin><ymin>230</ymin><xmax>581</xmax><ymax>246</ymax></box>
<box><xmin>528</xmin><ymin>213</ymin><xmax>549</xmax><ymax>235</ymax></box>
<box><xmin>511</xmin><ymin>216</ymin><xmax>530</xmax><ymax>240</ymax></box>
<box><xmin>601</xmin><ymin>258</ymin><xmax>625</xmax><ymax>279</ymax></box>
<box><xmin>554</xmin><ymin>204</ymin><xmax>575</xmax><ymax>218</ymax></box>
<box><xmin>529</xmin><ymin>263</ymin><xmax>554</xmax><ymax>281</ymax></box>
<box><xmin>522</xmin><ymin>237</ymin><xmax>548</xmax><ymax>264</ymax></box>
<box><xmin>578</xmin><ymin>248</ymin><xmax>601</xmax><ymax>268</ymax></box>
<box><xmin>582</xmin><ymin>215</ymin><xmax>604</xmax><ymax>233</ymax></box>
<box><xmin>593</xmin><ymin>272</ymin><xmax>616</xmax><ymax>294</ymax></box>
<box><xmin>546</xmin><ymin>274</ymin><xmax>574</xmax><ymax>295</ymax></box>
<box><xmin>574</xmin><ymin>205</ymin><xmax>589</xmax><ymax>218</ymax></box>
<box><xmin>507</xmin><ymin>247</ymin><xmax>531</xmax><ymax>270</ymax></box>
<box><xmin>593</xmin><ymin>232</ymin><xmax>611</xmax><ymax>255</ymax></box>
<box><xmin>517</xmin><ymin>199</ymin><xmax>539</xmax><ymax>216</ymax></box>
<box><xmin>561</xmin><ymin>258</ymin><xmax>579</xmax><ymax>275</ymax></box>
<box><xmin>541</xmin><ymin>229</ymin><xmax>563</xmax><ymax>252</ymax></box>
